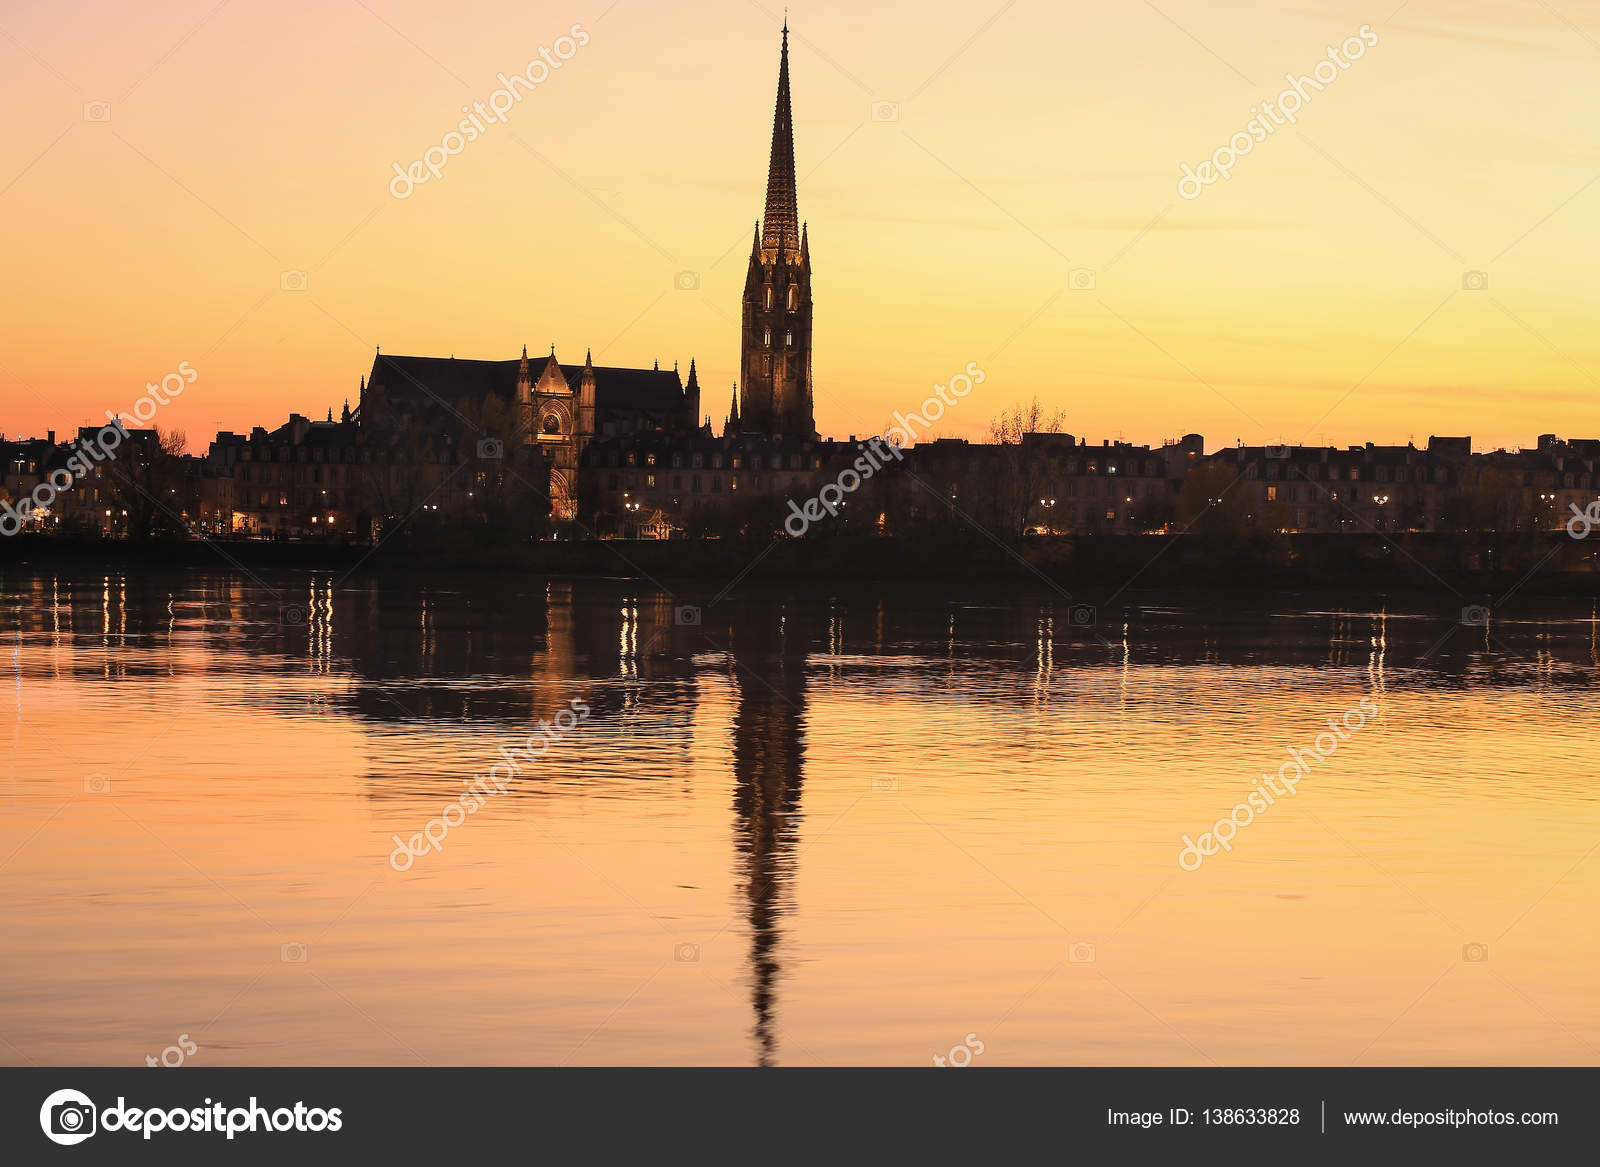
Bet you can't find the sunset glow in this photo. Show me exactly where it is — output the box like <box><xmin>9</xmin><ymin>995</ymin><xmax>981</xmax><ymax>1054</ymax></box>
<box><xmin>4</xmin><ymin>2</ymin><xmax>1598</xmax><ymax>452</ymax></box>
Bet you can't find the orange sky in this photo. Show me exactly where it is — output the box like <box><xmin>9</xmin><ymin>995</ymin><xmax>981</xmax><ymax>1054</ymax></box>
<box><xmin>2</xmin><ymin>1</ymin><xmax>1599</xmax><ymax>453</ymax></box>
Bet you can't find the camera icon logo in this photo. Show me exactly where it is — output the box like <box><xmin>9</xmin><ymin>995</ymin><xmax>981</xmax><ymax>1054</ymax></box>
<box><xmin>280</xmin><ymin>270</ymin><xmax>308</xmax><ymax>292</ymax></box>
<box><xmin>1460</xmin><ymin>605</ymin><xmax>1490</xmax><ymax>627</ymax></box>
<box><xmin>281</xmin><ymin>604</ymin><xmax>307</xmax><ymax>626</ymax></box>
<box><xmin>1461</xmin><ymin>942</ymin><xmax>1489</xmax><ymax>963</ymax></box>
<box><xmin>674</xmin><ymin>942</ymin><xmax>700</xmax><ymax>963</ymax></box>
<box><xmin>83</xmin><ymin>101</ymin><xmax>111</xmax><ymax>122</ymax></box>
<box><xmin>674</xmin><ymin>605</ymin><xmax>702</xmax><ymax>626</ymax></box>
<box><xmin>83</xmin><ymin>773</ymin><xmax>111</xmax><ymax>794</ymax></box>
<box><xmin>870</xmin><ymin>100</ymin><xmax>899</xmax><ymax>122</ymax></box>
<box><xmin>1069</xmin><ymin>268</ymin><xmax>1096</xmax><ymax>291</ymax></box>
<box><xmin>1068</xmin><ymin>603</ymin><xmax>1097</xmax><ymax>628</ymax></box>
<box><xmin>1461</xmin><ymin>270</ymin><xmax>1489</xmax><ymax>291</ymax></box>
<box><xmin>40</xmin><ymin>1088</ymin><xmax>97</xmax><ymax>1145</ymax></box>
<box><xmin>1265</xmin><ymin>444</ymin><xmax>1290</xmax><ymax>459</ymax></box>
<box><xmin>281</xmin><ymin>942</ymin><xmax>308</xmax><ymax>963</ymax></box>
<box><xmin>477</xmin><ymin>437</ymin><xmax>505</xmax><ymax>461</ymax></box>
<box><xmin>674</xmin><ymin>270</ymin><xmax>700</xmax><ymax>291</ymax></box>
<box><xmin>872</xmin><ymin>776</ymin><xmax>899</xmax><ymax>793</ymax></box>
<box><xmin>1069</xmin><ymin>942</ymin><xmax>1096</xmax><ymax>964</ymax></box>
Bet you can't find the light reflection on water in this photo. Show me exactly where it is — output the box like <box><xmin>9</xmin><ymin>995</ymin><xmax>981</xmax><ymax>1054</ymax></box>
<box><xmin>2</xmin><ymin>570</ymin><xmax>1598</xmax><ymax>1066</ymax></box>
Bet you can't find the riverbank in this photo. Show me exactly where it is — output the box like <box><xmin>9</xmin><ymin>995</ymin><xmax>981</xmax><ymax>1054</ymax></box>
<box><xmin>2</xmin><ymin>530</ymin><xmax>1596</xmax><ymax>595</ymax></box>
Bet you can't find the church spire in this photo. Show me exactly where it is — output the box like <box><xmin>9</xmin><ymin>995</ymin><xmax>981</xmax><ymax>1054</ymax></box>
<box><xmin>761</xmin><ymin>23</ymin><xmax>798</xmax><ymax>257</ymax></box>
<box><xmin>739</xmin><ymin>23</ymin><xmax>815</xmax><ymax>441</ymax></box>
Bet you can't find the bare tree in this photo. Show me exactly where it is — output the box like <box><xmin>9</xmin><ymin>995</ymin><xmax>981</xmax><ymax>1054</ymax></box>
<box><xmin>988</xmin><ymin>398</ymin><xmax>1069</xmax><ymax>539</ymax></box>
<box><xmin>989</xmin><ymin>397</ymin><xmax>1068</xmax><ymax>445</ymax></box>
<box><xmin>103</xmin><ymin>427</ymin><xmax>188</xmax><ymax>539</ymax></box>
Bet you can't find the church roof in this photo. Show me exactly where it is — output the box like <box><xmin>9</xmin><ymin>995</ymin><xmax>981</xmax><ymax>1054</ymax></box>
<box><xmin>371</xmin><ymin>353</ymin><xmax>685</xmax><ymax>414</ymax></box>
<box><xmin>563</xmin><ymin>362</ymin><xmax>685</xmax><ymax>413</ymax></box>
<box><xmin>373</xmin><ymin>354</ymin><xmax>519</xmax><ymax>400</ymax></box>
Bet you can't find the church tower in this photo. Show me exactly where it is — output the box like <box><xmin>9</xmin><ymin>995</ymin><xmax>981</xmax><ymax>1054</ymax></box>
<box><xmin>740</xmin><ymin>22</ymin><xmax>815</xmax><ymax>439</ymax></box>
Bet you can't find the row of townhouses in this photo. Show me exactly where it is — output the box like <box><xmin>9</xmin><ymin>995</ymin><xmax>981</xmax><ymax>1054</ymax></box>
<box><xmin>6</xmin><ymin>415</ymin><xmax>1600</xmax><ymax>542</ymax></box>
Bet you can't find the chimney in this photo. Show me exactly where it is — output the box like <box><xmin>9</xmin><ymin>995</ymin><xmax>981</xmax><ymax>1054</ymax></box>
<box><xmin>47</xmin><ymin>430</ymin><xmax>55</xmax><ymax>444</ymax></box>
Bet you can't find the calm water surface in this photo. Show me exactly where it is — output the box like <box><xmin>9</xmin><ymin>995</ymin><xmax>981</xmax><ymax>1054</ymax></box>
<box><xmin>3</xmin><ymin>569</ymin><xmax>1598</xmax><ymax>1065</ymax></box>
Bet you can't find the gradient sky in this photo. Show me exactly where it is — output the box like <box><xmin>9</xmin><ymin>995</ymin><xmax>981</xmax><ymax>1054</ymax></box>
<box><xmin>2</xmin><ymin>0</ymin><xmax>1599</xmax><ymax>453</ymax></box>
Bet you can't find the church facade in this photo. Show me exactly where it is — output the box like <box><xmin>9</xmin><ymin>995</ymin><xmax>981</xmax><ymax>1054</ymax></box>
<box><xmin>354</xmin><ymin>24</ymin><xmax>821</xmax><ymax>534</ymax></box>
<box><xmin>359</xmin><ymin>347</ymin><xmax>697</xmax><ymax>523</ymax></box>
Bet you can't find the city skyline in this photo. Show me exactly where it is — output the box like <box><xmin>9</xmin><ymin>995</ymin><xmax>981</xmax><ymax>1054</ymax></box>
<box><xmin>4</xmin><ymin>3</ymin><xmax>1600</xmax><ymax>455</ymax></box>
<box><xmin>7</xmin><ymin>2</ymin><xmax>1600</xmax><ymax>1122</ymax></box>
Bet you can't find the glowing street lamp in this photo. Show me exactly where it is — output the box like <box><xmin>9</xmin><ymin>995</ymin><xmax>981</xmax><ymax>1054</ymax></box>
<box><xmin>1038</xmin><ymin>496</ymin><xmax>1056</xmax><ymax>535</ymax></box>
